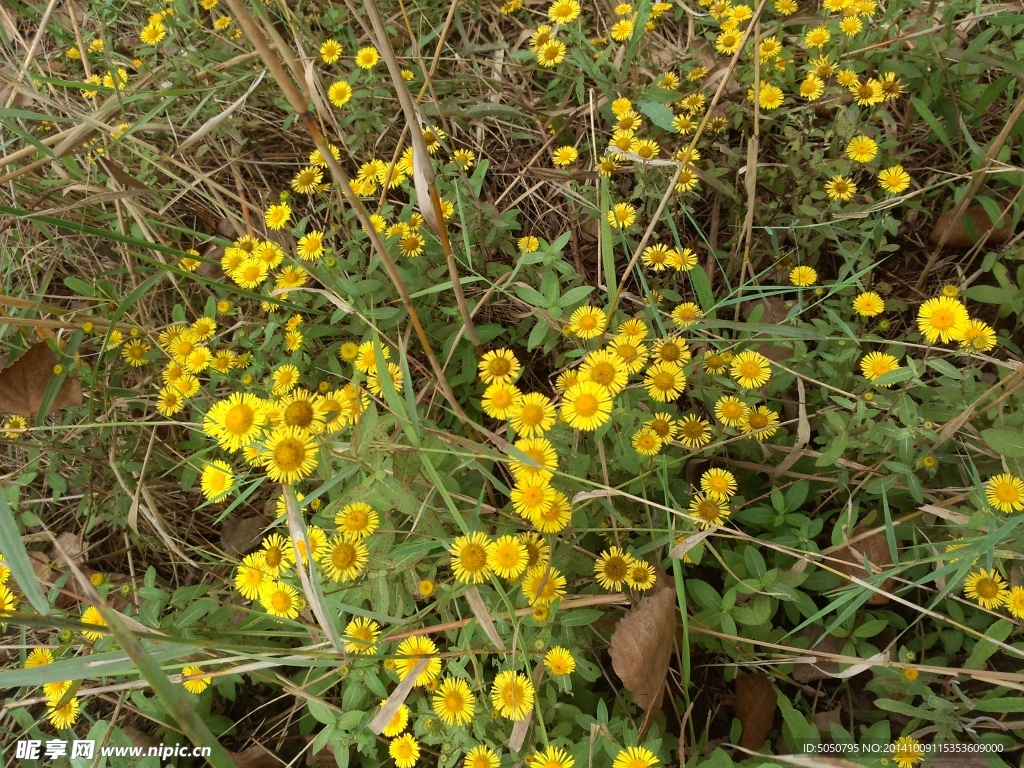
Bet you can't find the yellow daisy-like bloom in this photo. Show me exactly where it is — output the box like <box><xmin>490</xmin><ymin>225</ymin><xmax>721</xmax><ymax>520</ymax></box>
<box><xmin>800</xmin><ymin>74</ymin><xmax>825</xmax><ymax>100</ymax></box>
<box><xmin>730</xmin><ymin>350</ymin><xmax>771</xmax><ymax>389</ymax></box>
<box><xmin>607</xmin><ymin>202</ymin><xmax>637</xmax><ymax>229</ymax></box>
<box><xmin>520</xmin><ymin>533</ymin><xmax>551</xmax><ymax>571</ymax></box>
<box><xmin>380</xmin><ymin>701</ymin><xmax>410</xmax><ymax>737</ymax></box>
<box><xmin>465</xmin><ymin>745</ymin><xmax>500</xmax><ymax>768</ymax></box>
<box><xmin>344</xmin><ymin>616</ymin><xmax>381</xmax><ymax>654</ymax></box>
<box><xmin>548</xmin><ymin>0</ymin><xmax>581</xmax><ymax>22</ymax></box>
<box><xmin>519</xmin><ymin>235</ymin><xmax>540</xmax><ymax>253</ymax></box>
<box><xmin>491</xmin><ymin>670</ymin><xmax>535</xmax><ymax>720</ymax></box>
<box><xmin>632</xmin><ymin>427</ymin><xmax>663</xmax><ymax>456</ymax></box>
<box><xmin>595</xmin><ymin>546</ymin><xmax>634</xmax><ymax>590</ymax></box>
<box><xmin>611</xmin><ymin>20</ymin><xmax>634</xmax><ymax>41</ymax></box>
<box><xmin>755</xmin><ymin>82</ymin><xmax>784</xmax><ymax>110</ymax></box>
<box><xmin>1004</xmin><ymin>586</ymin><xmax>1024</xmax><ymax>620</ymax></box>
<box><xmin>367</xmin><ymin>362</ymin><xmax>404</xmax><ymax>397</ymax></box>
<box><xmin>487</xmin><ymin>535</ymin><xmax>529</xmax><ymax>580</ymax></box>
<box><xmin>644</xmin><ymin>361</ymin><xmax>686</xmax><ymax>402</ymax></box>
<box><xmin>985</xmin><ymin>474</ymin><xmax>1024</xmax><ymax>514</ymax></box>
<box><xmin>651</xmin><ymin>335</ymin><xmax>690</xmax><ymax>365</ymax></box>
<box><xmin>611</xmin><ymin>97</ymin><xmax>633</xmax><ymax>116</ymax></box>
<box><xmin>671</xmin><ymin>301</ymin><xmax>703</xmax><ymax>328</ymax></box>
<box><xmin>297</xmin><ymin>230</ymin><xmax>325</xmax><ymax>261</ymax></box>
<box><xmin>642</xmin><ymin>243</ymin><xmax>671</xmax><ymax>271</ymax></box>
<box><xmin>200</xmin><ymin>459</ymin><xmax>234</xmax><ymax>501</ymax></box>
<box><xmin>561</xmin><ymin>381</ymin><xmax>613</xmax><ymax>430</ymax></box>
<box><xmin>272</xmin><ymin>363</ymin><xmax>301</xmax><ymax>396</ymax></box>
<box><xmin>325</xmin><ymin>80</ymin><xmax>353</xmax><ymax>110</ymax></box>
<box><xmin>701</xmin><ymin>468</ymin><xmax>737</xmax><ymax>500</ymax></box>
<box><xmin>47</xmin><ymin>697</ymin><xmax>80</xmax><ymax>730</ymax></box>
<box><xmin>740</xmin><ymin>405</ymin><xmax>780</xmax><ymax>441</ymax></box>
<box><xmin>231</xmin><ymin>257</ymin><xmax>270</xmax><ymax>290</ymax></box>
<box><xmin>609</xmin><ymin>337</ymin><xmax>649</xmax><ymax>374</ymax></box>
<box><xmin>396</xmin><ymin>635</ymin><xmax>442</xmax><ymax>686</ymax></box>
<box><xmin>478</xmin><ymin>348</ymin><xmax>521</xmax><ymax>383</ymax></box>
<box><xmin>852</xmin><ymin>291</ymin><xmax>884</xmax><ymax>317</ymax></box>
<box><xmin>335</xmin><ymin>502</ymin><xmax>379</xmax><ymax>539</ymax></box>
<box><xmin>261</xmin><ymin>427</ymin><xmax>318</xmax><ymax>484</ymax></box>
<box><xmin>511</xmin><ymin>476</ymin><xmax>555</xmax><ymax>521</ymax></box>
<box><xmin>320</xmin><ymin>535</ymin><xmax>369</xmax><ymax>582</ymax></box>
<box><xmin>529</xmin><ymin>746</ymin><xmax>574</xmax><ymax>768</ymax></box>
<box><xmin>677</xmin><ymin>414</ymin><xmax>712</xmax><ymax>449</ymax></box>
<box><xmin>156</xmin><ymin>388</ymin><xmax>184</xmax><ymax>416</ymax></box>
<box><xmin>789</xmin><ymin>266</ymin><xmax>817</xmax><ymax>286</ymax></box>
<box><xmin>645</xmin><ymin>412</ymin><xmax>679</xmax><ymax>441</ymax></box>
<box><xmin>260</xmin><ymin>580</ymin><xmax>300</xmax><ymax>619</ymax></box>
<box><xmin>399</xmin><ymin>231</ymin><xmax>425</xmax><ymax>258</ymax></box>
<box><xmin>804</xmin><ymin>25</ymin><xmax>831</xmax><ymax>47</ymax></box>
<box><xmin>917</xmin><ymin>296</ymin><xmax>969</xmax><ymax>343</ymax></box>
<box><xmin>860</xmin><ymin>352</ymin><xmax>901</xmax><ymax>384</ymax></box>
<box><xmin>291</xmin><ymin>525</ymin><xmax>328</xmax><ymax>565</ymax></box>
<box><xmin>320</xmin><ymin>39</ymin><xmax>342</xmax><ymax>63</ymax></box>
<box><xmin>960</xmin><ymin>319</ymin><xmax>996</xmax><ymax>351</ymax></box>
<box><xmin>522</xmin><ymin>564</ymin><xmax>567</xmax><ymax>605</ymax></box>
<box><xmin>264</xmin><ymin>203</ymin><xmax>292</xmax><ymax>231</ymax></box>
<box><xmin>390</xmin><ymin>734</ymin><xmax>420</xmax><ymax>768</ymax></box>
<box><xmin>80</xmin><ymin>604</ymin><xmax>106</xmax><ymax>641</ymax></box>
<box><xmin>140</xmin><ymin>23</ymin><xmax>166</xmax><ymax>45</ymax></box>
<box><xmin>260</xmin><ymin>533</ymin><xmax>294</xmax><ymax>577</ymax></box>
<box><xmin>668</xmin><ymin>247</ymin><xmax>698</xmax><ymax>272</ymax></box>
<box><xmin>433</xmin><ymin>677</ymin><xmax>476</xmax><ymax>726</ymax></box>
<box><xmin>509</xmin><ymin>437</ymin><xmax>558</xmax><ymax>482</ymax></box>
<box><xmin>418</xmin><ymin>579</ymin><xmax>435</xmax><ymax>598</ymax></box>
<box><xmin>625</xmin><ymin>560</ymin><xmax>657</xmax><ymax>590</ymax></box>
<box><xmin>182</xmin><ymin>666</ymin><xmax>212</xmax><ymax>694</ymax></box>
<box><xmin>510</xmin><ymin>393</ymin><xmax>556</xmax><ymax>437</ymax></box>
<box><xmin>613</xmin><ymin>747</ymin><xmax>659</xmax><ymax>768</ymax></box>
<box><xmin>567</xmin><ymin>305</ymin><xmax>608</xmax><ymax>339</ymax></box>
<box><xmin>355</xmin><ymin>46</ymin><xmax>380</xmax><ymax>69</ymax></box>
<box><xmin>850</xmin><ymin>78</ymin><xmax>883</xmax><ymax>106</ymax></box>
<box><xmin>451</xmin><ymin>532</ymin><xmax>493</xmax><ymax>584</ymax></box>
<box><xmin>690</xmin><ymin>492</ymin><xmax>730</xmax><ymax>529</ymax></box>
<box><xmin>555</xmin><ymin>369</ymin><xmax>580</xmax><ymax>393</ymax></box>
<box><xmin>580</xmin><ymin>349</ymin><xmax>629</xmax><ymax>394</ymax></box>
<box><xmin>845</xmin><ymin>135</ymin><xmax>878</xmax><ymax>163</ymax></box>
<box><xmin>122</xmin><ymin>339</ymin><xmax>151</xmax><ymax>367</ymax></box>
<box><xmin>632</xmin><ymin>138</ymin><xmax>660</xmax><ymax>161</ymax></box>
<box><xmin>277</xmin><ymin>389</ymin><xmax>327</xmax><ymax>434</ymax></box>
<box><xmin>235</xmin><ymin>552</ymin><xmax>270</xmax><ymax>600</ymax></box>
<box><xmin>553</xmin><ymin>145</ymin><xmax>579</xmax><ymax>166</ymax></box>
<box><xmin>43</xmin><ymin>677</ymin><xmax>71</xmax><ymax>703</ymax></box>
<box><xmin>537</xmin><ymin>39</ymin><xmax>567</xmax><ymax>67</ymax></box>
<box><xmin>482</xmin><ymin>381</ymin><xmax>523</xmax><ymax>419</ymax></box>
<box><xmin>528</xmin><ymin>490</ymin><xmax>572</xmax><ymax>533</ymax></box>
<box><xmin>890</xmin><ymin>736</ymin><xmax>924</xmax><ymax>768</ymax></box>
<box><xmin>25</xmin><ymin>647</ymin><xmax>54</xmax><ymax>668</ymax></box>
<box><xmin>353</xmin><ymin>340</ymin><xmax>391</xmax><ymax>374</ymax></box>
<box><xmin>715</xmin><ymin>30</ymin><xmax>741</xmax><ymax>55</ymax></box>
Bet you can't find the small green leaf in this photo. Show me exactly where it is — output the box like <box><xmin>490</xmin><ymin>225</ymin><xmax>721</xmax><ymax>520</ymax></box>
<box><xmin>981</xmin><ymin>428</ymin><xmax>1024</xmax><ymax>457</ymax></box>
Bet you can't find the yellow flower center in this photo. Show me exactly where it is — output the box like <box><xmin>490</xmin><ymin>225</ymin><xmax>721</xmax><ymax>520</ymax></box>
<box><xmin>653</xmin><ymin>372</ymin><xmax>676</xmax><ymax>391</ymax></box>
<box><xmin>460</xmin><ymin>544</ymin><xmax>487</xmax><ymax>571</ymax></box>
<box><xmin>332</xmin><ymin>542</ymin><xmax>357</xmax><ymax>570</ymax></box>
<box><xmin>748</xmin><ymin>413</ymin><xmax>769</xmax><ymax>429</ymax></box>
<box><xmin>488</xmin><ymin>358</ymin><xmax>511</xmax><ymax>377</ymax></box>
<box><xmin>265</xmin><ymin>547</ymin><xmax>282</xmax><ymax>568</ymax></box>
<box><xmin>273</xmin><ymin>438</ymin><xmax>307</xmax><ymax>471</ymax></box>
<box><xmin>696</xmin><ymin>500</ymin><xmax>720</xmax><ymax>521</ymax></box>
<box><xmin>224</xmin><ymin>404</ymin><xmax>255</xmax><ymax>435</ymax></box>
<box><xmin>284</xmin><ymin>400</ymin><xmax>314</xmax><ymax>428</ymax></box>
<box><xmin>604</xmin><ymin>557</ymin><xmax>627</xmax><ymax>581</ymax></box>
<box><xmin>660</xmin><ymin>343</ymin><xmax>681</xmax><ymax>361</ymax></box>
<box><xmin>976</xmin><ymin>578</ymin><xmax>998</xmax><ymax>599</ymax></box>
<box><xmin>574</xmin><ymin>393</ymin><xmax>599</xmax><ymax>416</ymax></box>
<box><xmin>995</xmin><ymin>483</ymin><xmax>1020</xmax><ymax>502</ymax></box>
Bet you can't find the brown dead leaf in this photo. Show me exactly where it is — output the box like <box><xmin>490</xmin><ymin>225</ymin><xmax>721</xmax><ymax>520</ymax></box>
<box><xmin>230</xmin><ymin>745</ymin><xmax>280</xmax><ymax>768</ymax></box>
<box><xmin>609</xmin><ymin>580</ymin><xmax>677</xmax><ymax>714</ymax></box>
<box><xmin>831</xmin><ymin>524</ymin><xmax>897</xmax><ymax>605</ymax></box>
<box><xmin>220</xmin><ymin>514</ymin><xmax>269</xmax><ymax>557</ymax></box>
<box><xmin>0</xmin><ymin>342</ymin><xmax>82</xmax><ymax>418</ymax></box>
<box><xmin>741</xmin><ymin>298</ymin><xmax>792</xmax><ymax>362</ymax></box>
<box><xmin>735</xmin><ymin>673</ymin><xmax>777</xmax><ymax>750</ymax></box>
<box><xmin>793</xmin><ymin>625</ymin><xmax>845</xmax><ymax>683</ymax></box>
<box><xmin>931</xmin><ymin>204</ymin><xmax>1012</xmax><ymax>248</ymax></box>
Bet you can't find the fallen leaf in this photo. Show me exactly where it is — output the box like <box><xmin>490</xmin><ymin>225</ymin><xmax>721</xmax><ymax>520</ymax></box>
<box><xmin>812</xmin><ymin>706</ymin><xmax>842</xmax><ymax>734</ymax></box>
<box><xmin>793</xmin><ymin>626</ymin><xmax>845</xmax><ymax>683</ymax></box>
<box><xmin>930</xmin><ymin>204</ymin><xmax>1012</xmax><ymax>248</ymax></box>
<box><xmin>831</xmin><ymin>524</ymin><xmax>898</xmax><ymax>605</ymax></box>
<box><xmin>220</xmin><ymin>514</ymin><xmax>269</xmax><ymax>557</ymax></box>
<box><xmin>0</xmin><ymin>342</ymin><xmax>82</xmax><ymax>418</ymax></box>
<box><xmin>609</xmin><ymin>581</ymin><xmax>677</xmax><ymax>713</ymax></box>
<box><xmin>229</xmin><ymin>745</ymin><xmax>279</xmax><ymax>768</ymax></box>
<box><xmin>735</xmin><ymin>673</ymin><xmax>777</xmax><ymax>750</ymax></box>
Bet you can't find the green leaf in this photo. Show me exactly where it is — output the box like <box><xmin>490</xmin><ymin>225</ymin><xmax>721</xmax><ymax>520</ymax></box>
<box><xmin>0</xmin><ymin>492</ymin><xmax>50</xmax><ymax>615</ymax></box>
<box><xmin>980</xmin><ymin>428</ymin><xmax>1024</xmax><ymax>458</ymax></box>
<box><xmin>911</xmin><ymin>97</ymin><xmax>953</xmax><ymax>153</ymax></box>
<box><xmin>970</xmin><ymin>697</ymin><xmax>1024</xmax><ymax>713</ymax></box>
<box><xmin>965</xmin><ymin>619</ymin><xmax>1014</xmax><ymax>669</ymax></box>
<box><xmin>636</xmin><ymin>99</ymin><xmax>677</xmax><ymax>133</ymax></box>
<box><xmin>816</xmin><ymin>432</ymin><xmax>849</xmax><ymax>467</ymax></box>
<box><xmin>687</xmin><ymin>578</ymin><xmax>722</xmax><ymax>610</ymax></box>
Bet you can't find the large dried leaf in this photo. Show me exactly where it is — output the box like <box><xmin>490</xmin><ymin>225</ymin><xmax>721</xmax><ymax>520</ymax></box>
<box><xmin>0</xmin><ymin>342</ymin><xmax>82</xmax><ymax>418</ymax></box>
<box><xmin>930</xmin><ymin>204</ymin><xmax>1011</xmax><ymax>248</ymax></box>
<box><xmin>609</xmin><ymin>582</ymin><xmax>677</xmax><ymax>713</ymax></box>
<box><xmin>734</xmin><ymin>673</ymin><xmax>777</xmax><ymax>750</ymax></box>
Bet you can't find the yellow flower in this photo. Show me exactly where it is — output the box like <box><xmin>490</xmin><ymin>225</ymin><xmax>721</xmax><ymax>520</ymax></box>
<box><xmin>644</xmin><ymin>361</ymin><xmax>686</xmax><ymax>402</ymax></box>
<box><xmin>509</xmin><ymin>437</ymin><xmax>558</xmax><ymax>483</ymax></box>
<box><xmin>140</xmin><ymin>23</ymin><xmax>167</xmax><ymax>45</ymax></box>
<box><xmin>478</xmin><ymin>348</ymin><xmax>521</xmax><ymax>383</ymax></box>
<box><xmin>528</xmin><ymin>490</ymin><xmax>572</xmax><ymax>533</ymax></box>
<box><xmin>560</xmin><ymin>381</ymin><xmax>613</xmax><ymax>430</ymax></box>
<box><xmin>701</xmin><ymin>468</ymin><xmax>737</xmax><ymax>500</ymax></box>
<box><xmin>490</xmin><ymin>670</ymin><xmax>535</xmax><ymax>720</ymax></box>
<box><xmin>789</xmin><ymin>266</ymin><xmax>817</xmax><ymax>286</ymax></box>
<box><xmin>25</xmin><ymin>648</ymin><xmax>54</xmax><ymax>668</ymax></box>
<box><xmin>344</xmin><ymin>616</ymin><xmax>381</xmax><ymax>654</ymax></box>
<box><xmin>875</xmin><ymin>165</ymin><xmax>909</xmax><ymax>194</ymax></box>
<box><xmin>567</xmin><ymin>305</ymin><xmax>607</xmax><ymax>339</ymax></box>
<box><xmin>670</xmin><ymin>301</ymin><xmax>703</xmax><ymax>327</ymax></box>
<box><xmin>432</xmin><ymin>677</ymin><xmax>476</xmax><ymax>726</ymax></box>
<box><xmin>804</xmin><ymin>25</ymin><xmax>831</xmax><ymax>47</ymax></box>
<box><xmin>613</xmin><ymin>746</ymin><xmax>659</xmax><ymax>768</ymax></box>
<box><xmin>204</xmin><ymin>392</ymin><xmax>267</xmax><ymax>452</ymax></box>
<box><xmin>182</xmin><ymin>666</ymin><xmax>212</xmax><ymax>694</ymax></box>
<box><xmin>522</xmin><ymin>564</ymin><xmax>566</xmax><ymax>605</ymax></box>
<box><xmin>800</xmin><ymin>74</ymin><xmax>825</xmax><ymax>100</ymax></box>
<box><xmin>380</xmin><ymin>701</ymin><xmax>410</xmax><ymax>736</ymax></box>
<box><xmin>985</xmin><ymin>474</ymin><xmax>1024</xmax><ymax>514</ymax></box>
<box><xmin>200</xmin><ymin>460</ymin><xmax>234</xmax><ymax>501</ymax></box>
<box><xmin>390</xmin><ymin>734</ymin><xmax>420</xmax><ymax>768</ymax></box>
<box><xmin>537</xmin><ymin>39</ymin><xmax>567</xmax><ymax>66</ymax></box>
<box><xmin>632</xmin><ymin>427</ymin><xmax>663</xmax><ymax>456</ymax></box>
<box><xmin>47</xmin><ymin>697</ymin><xmax>80</xmax><ymax>729</ymax></box>
<box><xmin>891</xmin><ymin>736</ymin><xmax>924</xmax><ymax>768</ymax></box>
<box><xmin>80</xmin><ymin>605</ymin><xmax>106</xmax><ymax>641</ymax></box>
<box><xmin>482</xmin><ymin>381</ymin><xmax>523</xmax><ymax>419</ymax></box>
<box><xmin>260</xmin><ymin>580</ymin><xmax>300</xmax><ymax>619</ymax></box>
<box><xmin>730</xmin><ymin>350</ymin><xmax>771</xmax><ymax>389</ymax></box>
<box><xmin>261</xmin><ymin>427</ymin><xmax>318</xmax><ymax>484</ymax></box>
<box><xmin>690</xmin><ymin>492</ymin><xmax>730</xmax><ymax>528</ymax></box>
<box><xmin>553</xmin><ymin>145</ymin><xmax>579</xmax><ymax>166</ymax></box>
<box><xmin>328</xmin><ymin>80</ymin><xmax>353</xmax><ymax>108</ymax></box>
<box><xmin>510</xmin><ymin>392</ymin><xmax>556</xmax><ymax>437</ymax></box>
<box><xmin>959</xmin><ymin>319</ymin><xmax>996</xmax><ymax>351</ymax></box>
<box><xmin>320</xmin><ymin>39</ymin><xmax>343</xmax><ymax>64</ymax></box>
<box><xmin>320</xmin><ymin>535</ymin><xmax>368</xmax><ymax>582</ymax></box>
<box><xmin>465</xmin><ymin>746</ymin><xmax>500</xmax><ymax>768</ymax></box>
<box><xmin>852</xmin><ymin>291</ymin><xmax>884</xmax><ymax>317</ymax></box>
<box><xmin>859</xmin><ymin>352</ymin><xmax>901</xmax><ymax>384</ymax></box>
<box><xmin>264</xmin><ymin>202</ymin><xmax>292</xmax><ymax>230</ymax></box>
<box><xmin>548</xmin><ymin>0</ymin><xmax>581</xmax><ymax>22</ymax></box>
<box><xmin>595</xmin><ymin>546</ymin><xmax>634</xmax><ymax>590</ymax></box>
<box><xmin>487</xmin><ymin>536</ymin><xmax>529</xmax><ymax>580</ymax></box>
<box><xmin>235</xmin><ymin>553</ymin><xmax>270</xmax><ymax>600</ymax></box>
<box><xmin>260</xmin><ymin>533</ymin><xmax>294</xmax><ymax>577</ymax></box>
<box><xmin>916</xmin><ymin>296</ymin><xmax>969</xmax><ymax>343</ymax></box>
<box><xmin>355</xmin><ymin>46</ymin><xmax>380</xmax><ymax>69</ymax></box>
<box><xmin>529</xmin><ymin>746</ymin><xmax>574</xmax><ymax>768</ymax></box>
<box><xmin>1005</xmin><ymin>586</ymin><xmax>1024</xmax><ymax>620</ymax></box>
<box><xmin>740</xmin><ymin>405</ymin><xmax>780</xmax><ymax>441</ymax></box>
<box><xmin>677</xmin><ymin>414</ymin><xmax>712</xmax><ymax>448</ymax></box>
<box><xmin>451</xmin><ymin>532</ymin><xmax>493</xmax><ymax>584</ymax></box>
<box><xmin>395</xmin><ymin>636</ymin><xmax>442</xmax><ymax>686</ymax></box>
<box><xmin>845</xmin><ymin>135</ymin><xmax>878</xmax><ymax>163</ymax></box>
<box><xmin>607</xmin><ymin>202</ymin><xmax>637</xmax><ymax>229</ymax></box>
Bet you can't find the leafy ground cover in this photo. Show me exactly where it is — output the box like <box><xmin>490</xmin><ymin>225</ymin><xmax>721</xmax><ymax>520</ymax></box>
<box><xmin>1</xmin><ymin>0</ymin><xmax>1024</xmax><ymax>765</ymax></box>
